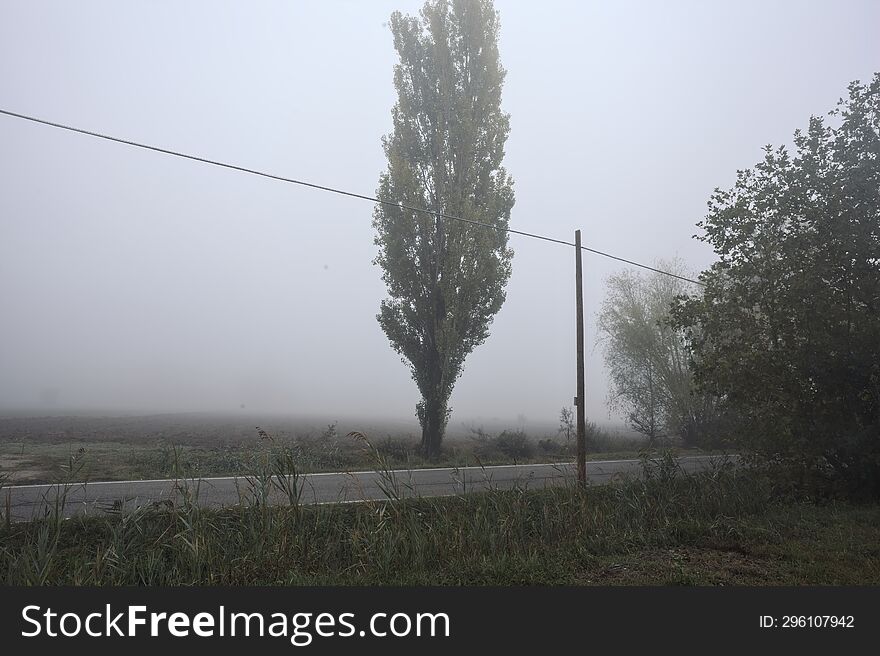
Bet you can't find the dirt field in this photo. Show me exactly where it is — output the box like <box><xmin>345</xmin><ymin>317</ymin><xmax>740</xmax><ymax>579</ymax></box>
<box><xmin>0</xmin><ymin>412</ymin><xmax>356</xmax><ymax>446</ymax></box>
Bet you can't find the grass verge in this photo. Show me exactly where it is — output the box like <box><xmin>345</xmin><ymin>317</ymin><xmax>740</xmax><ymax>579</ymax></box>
<box><xmin>0</xmin><ymin>426</ymin><xmax>704</xmax><ymax>484</ymax></box>
<box><xmin>1</xmin><ymin>456</ymin><xmax>876</xmax><ymax>585</ymax></box>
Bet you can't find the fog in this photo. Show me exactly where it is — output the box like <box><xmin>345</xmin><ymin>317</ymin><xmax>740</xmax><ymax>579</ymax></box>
<box><xmin>1</xmin><ymin>1</ymin><xmax>877</xmax><ymax>430</ymax></box>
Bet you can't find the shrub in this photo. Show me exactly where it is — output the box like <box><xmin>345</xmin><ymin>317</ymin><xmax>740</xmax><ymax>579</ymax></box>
<box><xmin>538</xmin><ymin>438</ymin><xmax>563</xmax><ymax>455</ymax></box>
<box><xmin>493</xmin><ymin>430</ymin><xmax>534</xmax><ymax>460</ymax></box>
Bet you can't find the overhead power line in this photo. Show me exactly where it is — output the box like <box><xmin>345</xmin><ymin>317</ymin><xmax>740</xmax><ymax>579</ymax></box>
<box><xmin>0</xmin><ymin>108</ymin><xmax>705</xmax><ymax>287</ymax></box>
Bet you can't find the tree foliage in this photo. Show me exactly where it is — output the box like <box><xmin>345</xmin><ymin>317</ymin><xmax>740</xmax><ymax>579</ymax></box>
<box><xmin>373</xmin><ymin>0</ymin><xmax>514</xmax><ymax>457</ymax></box>
<box><xmin>672</xmin><ymin>75</ymin><xmax>880</xmax><ymax>497</ymax></box>
<box><xmin>597</xmin><ymin>261</ymin><xmax>716</xmax><ymax>446</ymax></box>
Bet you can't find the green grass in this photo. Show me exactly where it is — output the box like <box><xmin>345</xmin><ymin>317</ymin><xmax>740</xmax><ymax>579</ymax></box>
<box><xmin>1</xmin><ymin>456</ymin><xmax>876</xmax><ymax>586</ymax></box>
<box><xmin>0</xmin><ymin>414</ymin><xmax>724</xmax><ymax>485</ymax></box>
<box><xmin>0</xmin><ymin>432</ymin><xmax>699</xmax><ymax>485</ymax></box>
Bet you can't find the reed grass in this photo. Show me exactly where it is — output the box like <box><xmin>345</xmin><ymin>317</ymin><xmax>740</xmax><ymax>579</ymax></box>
<box><xmin>1</xmin><ymin>447</ymin><xmax>877</xmax><ymax>585</ymax></box>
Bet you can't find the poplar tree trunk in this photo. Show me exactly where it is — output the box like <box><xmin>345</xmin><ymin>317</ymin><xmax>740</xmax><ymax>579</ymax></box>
<box><xmin>420</xmin><ymin>395</ymin><xmax>446</xmax><ymax>459</ymax></box>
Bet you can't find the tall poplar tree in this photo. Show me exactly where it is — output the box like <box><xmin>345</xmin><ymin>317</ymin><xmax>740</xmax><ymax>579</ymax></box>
<box><xmin>373</xmin><ymin>0</ymin><xmax>514</xmax><ymax>458</ymax></box>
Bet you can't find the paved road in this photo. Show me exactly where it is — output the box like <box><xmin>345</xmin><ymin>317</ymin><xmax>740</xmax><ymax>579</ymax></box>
<box><xmin>3</xmin><ymin>455</ymin><xmax>724</xmax><ymax>522</ymax></box>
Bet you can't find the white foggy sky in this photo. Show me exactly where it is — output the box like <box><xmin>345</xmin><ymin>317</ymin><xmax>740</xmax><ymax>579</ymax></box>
<box><xmin>1</xmin><ymin>1</ymin><xmax>878</xmax><ymax>427</ymax></box>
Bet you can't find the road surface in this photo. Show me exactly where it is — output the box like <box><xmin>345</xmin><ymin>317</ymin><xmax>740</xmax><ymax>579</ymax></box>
<box><xmin>3</xmin><ymin>455</ymin><xmax>724</xmax><ymax>522</ymax></box>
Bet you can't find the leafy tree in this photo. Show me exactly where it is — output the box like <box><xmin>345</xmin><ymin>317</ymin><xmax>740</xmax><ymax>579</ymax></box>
<box><xmin>373</xmin><ymin>0</ymin><xmax>514</xmax><ymax>458</ymax></box>
<box><xmin>672</xmin><ymin>75</ymin><xmax>880</xmax><ymax>497</ymax></box>
<box><xmin>597</xmin><ymin>260</ymin><xmax>715</xmax><ymax>446</ymax></box>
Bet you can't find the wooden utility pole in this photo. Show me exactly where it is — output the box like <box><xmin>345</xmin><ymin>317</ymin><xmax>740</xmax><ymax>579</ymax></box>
<box><xmin>575</xmin><ymin>230</ymin><xmax>586</xmax><ymax>488</ymax></box>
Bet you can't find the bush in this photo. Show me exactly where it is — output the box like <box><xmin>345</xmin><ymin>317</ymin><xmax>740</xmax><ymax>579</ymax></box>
<box><xmin>470</xmin><ymin>428</ymin><xmax>536</xmax><ymax>461</ymax></box>
<box><xmin>537</xmin><ymin>438</ymin><xmax>563</xmax><ymax>455</ymax></box>
<box><xmin>671</xmin><ymin>76</ymin><xmax>880</xmax><ymax>500</ymax></box>
<box><xmin>493</xmin><ymin>430</ymin><xmax>534</xmax><ymax>460</ymax></box>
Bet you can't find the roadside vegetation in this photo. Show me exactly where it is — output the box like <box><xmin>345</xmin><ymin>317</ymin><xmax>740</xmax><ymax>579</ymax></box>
<box><xmin>0</xmin><ymin>416</ymin><xmax>704</xmax><ymax>485</ymax></box>
<box><xmin>1</xmin><ymin>448</ymin><xmax>877</xmax><ymax>585</ymax></box>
